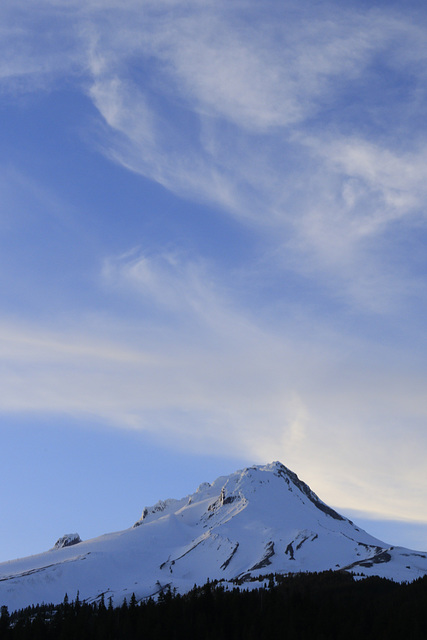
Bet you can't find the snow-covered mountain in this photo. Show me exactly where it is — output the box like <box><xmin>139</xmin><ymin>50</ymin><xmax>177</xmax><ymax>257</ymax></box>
<box><xmin>1</xmin><ymin>461</ymin><xmax>426</xmax><ymax>611</ymax></box>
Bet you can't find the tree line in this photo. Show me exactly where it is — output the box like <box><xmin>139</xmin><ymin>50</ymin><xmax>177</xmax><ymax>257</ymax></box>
<box><xmin>1</xmin><ymin>570</ymin><xmax>427</xmax><ymax>639</ymax></box>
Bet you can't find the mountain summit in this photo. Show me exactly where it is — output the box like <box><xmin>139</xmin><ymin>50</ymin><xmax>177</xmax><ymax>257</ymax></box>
<box><xmin>1</xmin><ymin>461</ymin><xmax>426</xmax><ymax>611</ymax></box>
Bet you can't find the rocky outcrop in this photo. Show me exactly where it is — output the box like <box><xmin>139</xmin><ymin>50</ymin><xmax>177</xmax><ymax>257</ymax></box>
<box><xmin>53</xmin><ymin>533</ymin><xmax>81</xmax><ymax>549</ymax></box>
<box><xmin>133</xmin><ymin>499</ymin><xmax>179</xmax><ymax>527</ymax></box>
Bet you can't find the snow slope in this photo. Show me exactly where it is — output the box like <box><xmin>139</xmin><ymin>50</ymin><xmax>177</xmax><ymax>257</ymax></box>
<box><xmin>1</xmin><ymin>461</ymin><xmax>426</xmax><ymax>611</ymax></box>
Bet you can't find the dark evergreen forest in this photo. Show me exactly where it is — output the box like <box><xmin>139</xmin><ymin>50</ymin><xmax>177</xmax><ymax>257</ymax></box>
<box><xmin>1</xmin><ymin>571</ymin><xmax>427</xmax><ymax>640</ymax></box>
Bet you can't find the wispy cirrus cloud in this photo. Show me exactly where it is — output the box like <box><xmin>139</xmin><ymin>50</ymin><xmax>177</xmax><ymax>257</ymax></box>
<box><xmin>1</xmin><ymin>247</ymin><xmax>427</xmax><ymax>520</ymax></box>
<box><xmin>3</xmin><ymin>2</ymin><xmax>427</xmax><ymax>250</ymax></box>
<box><xmin>1</xmin><ymin>0</ymin><xmax>427</xmax><ymax>529</ymax></box>
<box><xmin>71</xmin><ymin>1</ymin><xmax>427</xmax><ymax>312</ymax></box>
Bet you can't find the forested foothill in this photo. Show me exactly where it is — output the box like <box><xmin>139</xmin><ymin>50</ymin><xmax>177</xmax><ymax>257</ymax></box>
<box><xmin>1</xmin><ymin>571</ymin><xmax>427</xmax><ymax>640</ymax></box>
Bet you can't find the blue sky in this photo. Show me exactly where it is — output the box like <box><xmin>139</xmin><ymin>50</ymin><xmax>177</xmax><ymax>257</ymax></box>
<box><xmin>1</xmin><ymin>0</ymin><xmax>427</xmax><ymax>562</ymax></box>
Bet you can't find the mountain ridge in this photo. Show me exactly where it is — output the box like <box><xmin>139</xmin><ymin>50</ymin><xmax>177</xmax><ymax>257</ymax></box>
<box><xmin>1</xmin><ymin>461</ymin><xmax>426</xmax><ymax>612</ymax></box>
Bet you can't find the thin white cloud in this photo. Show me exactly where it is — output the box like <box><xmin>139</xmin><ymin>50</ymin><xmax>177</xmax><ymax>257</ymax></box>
<box><xmin>308</xmin><ymin>136</ymin><xmax>427</xmax><ymax>226</ymax></box>
<box><xmin>1</xmin><ymin>1</ymin><xmax>427</xmax><ymax>525</ymax></box>
<box><xmin>3</xmin><ymin>2</ymin><xmax>427</xmax><ymax>255</ymax></box>
<box><xmin>0</xmin><ymin>5</ymin><xmax>83</xmax><ymax>93</ymax></box>
<box><xmin>1</xmin><ymin>249</ymin><xmax>427</xmax><ymax>520</ymax></box>
<box><xmin>0</xmin><ymin>317</ymin><xmax>426</xmax><ymax>522</ymax></box>
<box><xmin>102</xmin><ymin>249</ymin><xmax>247</xmax><ymax>332</ymax></box>
<box><xmin>72</xmin><ymin>1</ymin><xmax>427</xmax><ymax>313</ymax></box>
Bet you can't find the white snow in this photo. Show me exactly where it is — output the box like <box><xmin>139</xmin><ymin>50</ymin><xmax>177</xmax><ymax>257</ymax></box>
<box><xmin>0</xmin><ymin>461</ymin><xmax>425</xmax><ymax>612</ymax></box>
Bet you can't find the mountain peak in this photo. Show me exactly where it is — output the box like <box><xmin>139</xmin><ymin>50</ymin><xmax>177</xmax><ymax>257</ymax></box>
<box><xmin>1</xmin><ymin>460</ymin><xmax>426</xmax><ymax>612</ymax></box>
<box><xmin>133</xmin><ymin>461</ymin><xmax>348</xmax><ymax>531</ymax></box>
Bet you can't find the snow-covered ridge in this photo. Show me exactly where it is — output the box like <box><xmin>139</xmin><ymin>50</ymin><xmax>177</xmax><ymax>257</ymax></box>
<box><xmin>132</xmin><ymin>461</ymin><xmax>342</xmax><ymax>528</ymax></box>
<box><xmin>272</xmin><ymin>462</ymin><xmax>347</xmax><ymax>521</ymax></box>
<box><xmin>133</xmin><ymin>498</ymin><xmax>181</xmax><ymax>527</ymax></box>
<box><xmin>0</xmin><ymin>460</ymin><xmax>426</xmax><ymax>612</ymax></box>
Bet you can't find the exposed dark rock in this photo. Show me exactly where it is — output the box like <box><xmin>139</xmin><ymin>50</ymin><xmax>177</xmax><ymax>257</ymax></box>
<box><xmin>133</xmin><ymin>500</ymin><xmax>177</xmax><ymax>527</ymax></box>
<box><xmin>285</xmin><ymin>542</ymin><xmax>295</xmax><ymax>560</ymax></box>
<box><xmin>296</xmin><ymin>536</ymin><xmax>309</xmax><ymax>551</ymax></box>
<box><xmin>341</xmin><ymin>548</ymin><xmax>392</xmax><ymax>571</ymax></box>
<box><xmin>208</xmin><ymin>486</ymin><xmax>240</xmax><ymax>515</ymax></box>
<box><xmin>251</xmin><ymin>542</ymin><xmax>275</xmax><ymax>570</ymax></box>
<box><xmin>366</xmin><ymin>551</ymin><xmax>392</xmax><ymax>565</ymax></box>
<box><xmin>53</xmin><ymin>533</ymin><xmax>81</xmax><ymax>549</ymax></box>
<box><xmin>274</xmin><ymin>462</ymin><xmax>345</xmax><ymax>521</ymax></box>
<box><xmin>221</xmin><ymin>543</ymin><xmax>239</xmax><ymax>570</ymax></box>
